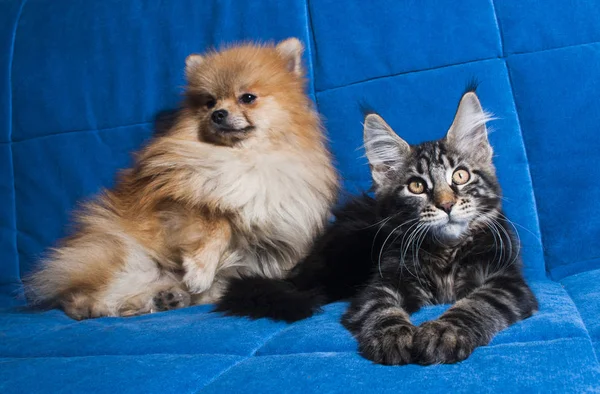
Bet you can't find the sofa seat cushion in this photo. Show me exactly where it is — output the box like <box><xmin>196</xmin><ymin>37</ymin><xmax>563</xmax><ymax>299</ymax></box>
<box><xmin>1</xmin><ymin>279</ymin><xmax>598</xmax><ymax>392</ymax></box>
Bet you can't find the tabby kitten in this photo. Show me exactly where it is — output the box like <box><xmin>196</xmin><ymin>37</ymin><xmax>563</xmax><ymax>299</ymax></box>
<box><xmin>216</xmin><ymin>90</ymin><xmax>538</xmax><ymax>365</ymax></box>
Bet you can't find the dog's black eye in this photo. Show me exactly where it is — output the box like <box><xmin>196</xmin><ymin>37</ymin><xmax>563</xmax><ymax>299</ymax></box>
<box><xmin>206</xmin><ymin>98</ymin><xmax>216</xmax><ymax>109</ymax></box>
<box><xmin>239</xmin><ymin>93</ymin><xmax>257</xmax><ymax>104</ymax></box>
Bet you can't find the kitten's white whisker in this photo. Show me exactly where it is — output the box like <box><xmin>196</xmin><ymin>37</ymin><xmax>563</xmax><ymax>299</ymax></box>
<box><xmin>399</xmin><ymin>222</ymin><xmax>424</xmax><ymax>283</ymax></box>
<box><xmin>364</xmin><ymin>214</ymin><xmax>396</xmax><ymax>230</ymax></box>
<box><xmin>489</xmin><ymin>216</ymin><xmax>519</xmax><ymax>270</ymax></box>
<box><xmin>496</xmin><ymin>212</ymin><xmax>542</xmax><ymax>244</ymax></box>
<box><xmin>489</xmin><ymin>218</ymin><xmax>505</xmax><ymax>271</ymax></box>
<box><xmin>377</xmin><ymin>219</ymin><xmax>419</xmax><ymax>278</ymax></box>
<box><xmin>370</xmin><ymin>215</ymin><xmax>395</xmax><ymax>265</ymax></box>
<box><xmin>394</xmin><ymin>220</ymin><xmax>423</xmax><ymax>277</ymax></box>
<box><xmin>482</xmin><ymin>219</ymin><xmax>500</xmax><ymax>270</ymax></box>
<box><xmin>412</xmin><ymin>224</ymin><xmax>430</xmax><ymax>287</ymax></box>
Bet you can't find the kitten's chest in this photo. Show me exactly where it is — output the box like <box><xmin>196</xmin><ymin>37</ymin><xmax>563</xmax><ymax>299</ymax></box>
<box><xmin>423</xmin><ymin>248</ymin><xmax>467</xmax><ymax>304</ymax></box>
<box><xmin>425</xmin><ymin>251</ymin><xmax>482</xmax><ymax>304</ymax></box>
<box><xmin>430</xmin><ymin>267</ymin><xmax>457</xmax><ymax>304</ymax></box>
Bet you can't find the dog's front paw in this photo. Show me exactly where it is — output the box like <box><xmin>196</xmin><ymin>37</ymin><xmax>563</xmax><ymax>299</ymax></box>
<box><xmin>153</xmin><ymin>287</ymin><xmax>190</xmax><ymax>312</ymax></box>
<box><xmin>358</xmin><ymin>324</ymin><xmax>415</xmax><ymax>365</ymax></box>
<box><xmin>182</xmin><ymin>257</ymin><xmax>216</xmax><ymax>294</ymax></box>
<box><xmin>412</xmin><ymin>320</ymin><xmax>476</xmax><ymax>365</ymax></box>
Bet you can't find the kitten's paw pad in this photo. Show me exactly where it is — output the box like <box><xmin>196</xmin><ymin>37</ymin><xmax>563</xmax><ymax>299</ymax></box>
<box><xmin>153</xmin><ymin>288</ymin><xmax>191</xmax><ymax>311</ymax></box>
<box><xmin>359</xmin><ymin>324</ymin><xmax>415</xmax><ymax>365</ymax></box>
<box><xmin>412</xmin><ymin>320</ymin><xmax>475</xmax><ymax>365</ymax></box>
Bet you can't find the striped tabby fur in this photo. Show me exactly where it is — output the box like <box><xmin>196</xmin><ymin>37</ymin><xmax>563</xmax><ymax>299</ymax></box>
<box><xmin>216</xmin><ymin>89</ymin><xmax>538</xmax><ymax>365</ymax></box>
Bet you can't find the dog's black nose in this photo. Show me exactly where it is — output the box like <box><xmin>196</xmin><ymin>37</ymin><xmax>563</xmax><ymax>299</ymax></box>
<box><xmin>211</xmin><ymin>109</ymin><xmax>228</xmax><ymax>125</ymax></box>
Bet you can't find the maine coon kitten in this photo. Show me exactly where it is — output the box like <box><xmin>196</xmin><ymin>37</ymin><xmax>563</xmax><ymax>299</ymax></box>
<box><xmin>216</xmin><ymin>90</ymin><xmax>538</xmax><ymax>365</ymax></box>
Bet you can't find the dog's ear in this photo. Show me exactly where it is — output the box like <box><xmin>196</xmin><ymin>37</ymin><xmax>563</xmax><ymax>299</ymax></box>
<box><xmin>185</xmin><ymin>54</ymin><xmax>204</xmax><ymax>79</ymax></box>
<box><xmin>276</xmin><ymin>38</ymin><xmax>304</xmax><ymax>76</ymax></box>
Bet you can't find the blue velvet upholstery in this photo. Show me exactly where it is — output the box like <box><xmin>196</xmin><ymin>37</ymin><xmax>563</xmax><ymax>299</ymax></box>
<box><xmin>1</xmin><ymin>0</ymin><xmax>599</xmax><ymax>392</ymax></box>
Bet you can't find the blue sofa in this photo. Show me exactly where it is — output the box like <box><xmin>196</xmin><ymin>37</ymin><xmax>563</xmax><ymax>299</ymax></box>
<box><xmin>1</xmin><ymin>1</ymin><xmax>599</xmax><ymax>392</ymax></box>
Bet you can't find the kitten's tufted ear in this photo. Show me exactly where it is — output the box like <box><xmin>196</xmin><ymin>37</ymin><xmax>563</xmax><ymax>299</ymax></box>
<box><xmin>446</xmin><ymin>92</ymin><xmax>494</xmax><ymax>163</ymax></box>
<box><xmin>185</xmin><ymin>54</ymin><xmax>204</xmax><ymax>80</ymax></box>
<box><xmin>363</xmin><ymin>114</ymin><xmax>411</xmax><ymax>192</ymax></box>
<box><xmin>276</xmin><ymin>38</ymin><xmax>304</xmax><ymax>76</ymax></box>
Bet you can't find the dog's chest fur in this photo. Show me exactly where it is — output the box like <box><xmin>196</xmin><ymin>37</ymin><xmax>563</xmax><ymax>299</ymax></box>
<box><xmin>191</xmin><ymin>144</ymin><xmax>335</xmax><ymax>276</ymax></box>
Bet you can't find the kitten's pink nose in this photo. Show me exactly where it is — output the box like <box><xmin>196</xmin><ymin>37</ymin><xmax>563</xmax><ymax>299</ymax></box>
<box><xmin>437</xmin><ymin>201</ymin><xmax>455</xmax><ymax>214</ymax></box>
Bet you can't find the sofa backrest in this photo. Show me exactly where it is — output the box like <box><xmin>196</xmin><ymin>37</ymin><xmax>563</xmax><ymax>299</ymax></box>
<box><xmin>1</xmin><ymin>0</ymin><xmax>599</xmax><ymax>299</ymax></box>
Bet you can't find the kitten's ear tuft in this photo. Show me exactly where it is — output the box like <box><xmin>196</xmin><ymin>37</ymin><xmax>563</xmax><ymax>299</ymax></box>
<box><xmin>446</xmin><ymin>91</ymin><xmax>494</xmax><ymax>163</ymax></box>
<box><xmin>363</xmin><ymin>114</ymin><xmax>411</xmax><ymax>192</ymax></box>
<box><xmin>276</xmin><ymin>38</ymin><xmax>304</xmax><ymax>76</ymax></box>
<box><xmin>185</xmin><ymin>54</ymin><xmax>204</xmax><ymax>79</ymax></box>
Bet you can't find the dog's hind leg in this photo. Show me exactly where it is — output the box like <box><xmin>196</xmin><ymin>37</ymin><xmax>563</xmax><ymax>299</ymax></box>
<box><xmin>99</xmin><ymin>241</ymin><xmax>191</xmax><ymax>316</ymax></box>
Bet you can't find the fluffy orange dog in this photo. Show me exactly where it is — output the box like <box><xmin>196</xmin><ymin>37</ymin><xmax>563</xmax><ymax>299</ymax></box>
<box><xmin>26</xmin><ymin>38</ymin><xmax>338</xmax><ymax>319</ymax></box>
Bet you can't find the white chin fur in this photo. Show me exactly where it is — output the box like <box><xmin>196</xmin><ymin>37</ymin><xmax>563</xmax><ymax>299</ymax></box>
<box><xmin>434</xmin><ymin>221</ymin><xmax>468</xmax><ymax>242</ymax></box>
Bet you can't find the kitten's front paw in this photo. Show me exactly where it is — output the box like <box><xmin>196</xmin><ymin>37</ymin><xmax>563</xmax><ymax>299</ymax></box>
<box><xmin>412</xmin><ymin>320</ymin><xmax>475</xmax><ymax>365</ymax></box>
<box><xmin>182</xmin><ymin>257</ymin><xmax>216</xmax><ymax>294</ymax></box>
<box><xmin>358</xmin><ymin>324</ymin><xmax>415</xmax><ymax>365</ymax></box>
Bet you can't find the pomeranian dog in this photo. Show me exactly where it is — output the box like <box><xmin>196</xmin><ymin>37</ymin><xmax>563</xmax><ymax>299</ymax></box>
<box><xmin>26</xmin><ymin>38</ymin><xmax>338</xmax><ymax>320</ymax></box>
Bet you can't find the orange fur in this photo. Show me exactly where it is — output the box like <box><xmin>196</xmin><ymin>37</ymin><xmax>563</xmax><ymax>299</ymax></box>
<box><xmin>26</xmin><ymin>39</ymin><xmax>338</xmax><ymax>319</ymax></box>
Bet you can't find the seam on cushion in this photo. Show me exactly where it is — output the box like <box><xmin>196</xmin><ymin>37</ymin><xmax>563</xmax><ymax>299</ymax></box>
<box><xmin>316</xmin><ymin>40</ymin><xmax>600</xmax><ymax>94</ymax></box>
<box><xmin>197</xmin><ymin>356</ymin><xmax>251</xmax><ymax>393</ymax></box>
<box><xmin>12</xmin><ymin>120</ymin><xmax>153</xmax><ymax>144</ymax></box>
<box><xmin>560</xmin><ymin>278</ymin><xmax>600</xmax><ymax>365</ymax></box>
<box><xmin>255</xmin><ymin>351</ymin><xmax>354</xmax><ymax>358</ymax></box>
<box><xmin>506</xmin><ymin>40</ymin><xmax>600</xmax><ymax>61</ymax></box>
<box><xmin>0</xmin><ymin>336</ymin><xmax>594</xmax><ymax>360</ymax></box>
<box><xmin>253</xmin><ymin>336</ymin><xmax>593</xmax><ymax>358</ymax></box>
<box><xmin>0</xmin><ymin>352</ymin><xmax>250</xmax><ymax>360</ymax></box>
<box><xmin>487</xmin><ymin>336</ymin><xmax>598</xmax><ymax>350</ymax></box>
<box><xmin>506</xmin><ymin>39</ymin><xmax>600</xmax><ymax>57</ymax></box>
<box><xmin>551</xmin><ymin>257</ymin><xmax>600</xmax><ymax>281</ymax></box>
<box><xmin>8</xmin><ymin>0</ymin><xmax>28</xmax><ymax>286</ymax></box>
<box><xmin>304</xmin><ymin>0</ymin><xmax>323</xmax><ymax>114</ymax></box>
<box><xmin>316</xmin><ymin>56</ymin><xmax>500</xmax><ymax>95</ymax></box>
<box><xmin>502</xmin><ymin>60</ymin><xmax>550</xmax><ymax>279</ymax></box>
<box><xmin>249</xmin><ymin>325</ymin><xmax>292</xmax><ymax>356</ymax></box>
<box><xmin>302</xmin><ymin>0</ymin><xmax>316</xmax><ymax>100</ymax></box>
<box><xmin>4</xmin><ymin>335</ymin><xmax>592</xmax><ymax>361</ymax></box>
<box><xmin>0</xmin><ymin>279</ymin><xmax>21</xmax><ymax>286</ymax></box>
<box><xmin>253</xmin><ymin>337</ymin><xmax>598</xmax><ymax>358</ymax></box>
<box><xmin>489</xmin><ymin>0</ymin><xmax>505</xmax><ymax>56</ymax></box>
<box><xmin>492</xmin><ymin>0</ymin><xmax>548</xmax><ymax>278</ymax></box>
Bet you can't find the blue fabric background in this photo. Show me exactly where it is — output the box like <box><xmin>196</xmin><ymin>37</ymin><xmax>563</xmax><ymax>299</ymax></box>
<box><xmin>0</xmin><ymin>0</ymin><xmax>599</xmax><ymax>392</ymax></box>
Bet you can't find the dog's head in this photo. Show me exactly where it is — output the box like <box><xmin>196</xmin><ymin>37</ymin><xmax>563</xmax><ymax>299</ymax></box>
<box><xmin>184</xmin><ymin>38</ymin><xmax>309</xmax><ymax>146</ymax></box>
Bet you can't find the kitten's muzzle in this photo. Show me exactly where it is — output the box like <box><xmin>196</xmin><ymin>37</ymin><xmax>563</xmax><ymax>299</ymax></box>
<box><xmin>434</xmin><ymin>189</ymin><xmax>457</xmax><ymax>215</ymax></box>
<box><xmin>436</xmin><ymin>200</ymin><xmax>455</xmax><ymax>214</ymax></box>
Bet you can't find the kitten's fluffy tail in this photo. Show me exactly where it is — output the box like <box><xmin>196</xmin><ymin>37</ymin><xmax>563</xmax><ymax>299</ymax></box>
<box><xmin>214</xmin><ymin>276</ymin><xmax>325</xmax><ymax>323</ymax></box>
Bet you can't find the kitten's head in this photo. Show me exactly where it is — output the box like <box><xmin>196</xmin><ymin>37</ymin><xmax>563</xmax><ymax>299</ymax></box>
<box><xmin>364</xmin><ymin>91</ymin><xmax>500</xmax><ymax>244</ymax></box>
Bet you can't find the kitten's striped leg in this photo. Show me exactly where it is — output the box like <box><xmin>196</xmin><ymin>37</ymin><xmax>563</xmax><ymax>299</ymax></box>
<box><xmin>412</xmin><ymin>273</ymin><xmax>538</xmax><ymax>365</ymax></box>
<box><xmin>342</xmin><ymin>276</ymin><xmax>423</xmax><ymax>365</ymax></box>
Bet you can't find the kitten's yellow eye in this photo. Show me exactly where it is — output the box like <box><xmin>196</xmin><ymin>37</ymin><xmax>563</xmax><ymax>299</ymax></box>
<box><xmin>452</xmin><ymin>169</ymin><xmax>470</xmax><ymax>185</ymax></box>
<box><xmin>408</xmin><ymin>180</ymin><xmax>426</xmax><ymax>194</ymax></box>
